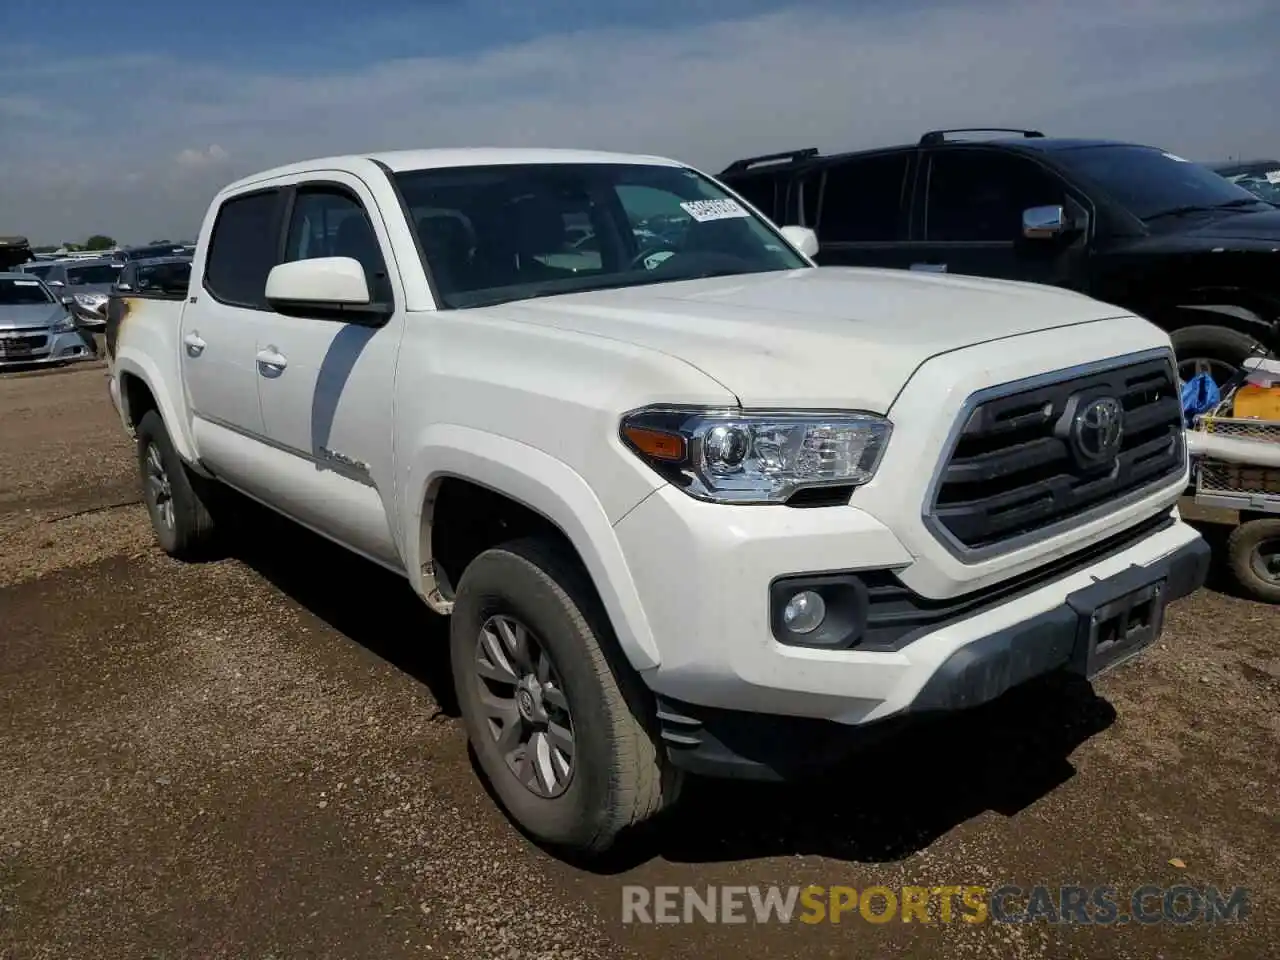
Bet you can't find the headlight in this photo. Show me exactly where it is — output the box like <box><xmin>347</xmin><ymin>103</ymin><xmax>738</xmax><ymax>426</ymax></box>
<box><xmin>51</xmin><ymin>314</ymin><xmax>77</xmax><ymax>333</ymax></box>
<box><xmin>74</xmin><ymin>293</ymin><xmax>107</xmax><ymax>309</ymax></box>
<box><xmin>620</xmin><ymin>406</ymin><xmax>891</xmax><ymax>504</ymax></box>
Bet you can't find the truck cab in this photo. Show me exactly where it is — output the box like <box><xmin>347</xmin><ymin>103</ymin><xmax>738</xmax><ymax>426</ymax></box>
<box><xmin>106</xmin><ymin>147</ymin><xmax>1208</xmax><ymax>857</ymax></box>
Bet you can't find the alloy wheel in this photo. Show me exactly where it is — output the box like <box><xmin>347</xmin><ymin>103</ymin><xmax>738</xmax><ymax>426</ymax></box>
<box><xmin>474</xmin><ymin>614</ymin><xmax>575</xmax><ymax>798</ymax></box>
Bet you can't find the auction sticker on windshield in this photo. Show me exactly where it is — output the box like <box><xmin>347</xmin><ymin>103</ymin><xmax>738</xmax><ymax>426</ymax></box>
<box><xmin>1266</xmin><ymin>170</ymin><xmax>1280</xmax><ymax>184</ymax></box>
<box><xmin>14</xmin><ymin>279</ymin><xmax>39</xmax><ymax>286</ymax></box>
<box><xmin>681</xmin><ymin>198</ymin><xmax>751</xmax><ymax>222</ymax></box>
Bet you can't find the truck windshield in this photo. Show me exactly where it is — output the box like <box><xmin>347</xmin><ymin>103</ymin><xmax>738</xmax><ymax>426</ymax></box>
<box><xmin>0</xmin><ymin>277</ymin><xmax>55</xmax><ymax>305</ymax></box>
<box><xmin>1060</xmin><ymin>145</ymin><xmax>1269</xmax><ymax>221</ymax></box>
<box><xmin>392</xmin><ymin>162</ymin><xmax>808</xmax><ymax>308</ymax></box>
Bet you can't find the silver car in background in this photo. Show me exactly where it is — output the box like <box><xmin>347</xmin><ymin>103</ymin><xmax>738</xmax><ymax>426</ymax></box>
<box><xmin>0</xmin><ymin>272</ymin><xmax>93</xmax><ymax>367</ymax></box>
<box><xmin>32</xmin><ymin>256</ymin><xmax>124</xmax><ymax>352</ymax></box>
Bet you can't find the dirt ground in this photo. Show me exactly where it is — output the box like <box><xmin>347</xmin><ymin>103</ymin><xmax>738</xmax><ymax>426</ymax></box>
<box><xmin>1</xmin><ymin>362</ymin><xmax>1277</xmax><ymax>960</ymax></box>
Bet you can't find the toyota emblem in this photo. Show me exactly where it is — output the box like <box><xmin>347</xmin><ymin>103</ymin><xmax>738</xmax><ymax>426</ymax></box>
<box><xmin>1073</xmin><ymin>396</ymin><xmax>1125</xmax><ymax>464</ymax></box>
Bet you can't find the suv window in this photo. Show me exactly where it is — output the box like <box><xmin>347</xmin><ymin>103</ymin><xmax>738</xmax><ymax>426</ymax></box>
<box><xmin>924</xmin><ymin>149</ymin><xmax>1065</xmax><ymax>242</ymax></box>
<box><xmin>818</xmin><ymin>152</ymin><xmax>910</xmax><ymax>242</ymax></box>
<box><xmin>204</xmin><ymin>190</ymin><xmax>282</xmax><ymax>308</ymax></box>
<box><xmin>728</xmin><ymin>175</ymin><xmax>779</xmax><ymax>221</ymax></box>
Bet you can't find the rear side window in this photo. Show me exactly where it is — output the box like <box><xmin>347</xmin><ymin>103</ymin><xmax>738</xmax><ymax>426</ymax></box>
<box><xmin>818</xmin><ymin>152</ymin><xmax>910</xmax><ymax>242</ymax></box>
<box><xmin>728</xmin><ymin>174</ymin><xmax>780</xmax><ymax>220</ymax></box>
<box><xmin>204</xmin><ymin>190</ymin><xmax>282</xmax><ymax>308</ymax></box>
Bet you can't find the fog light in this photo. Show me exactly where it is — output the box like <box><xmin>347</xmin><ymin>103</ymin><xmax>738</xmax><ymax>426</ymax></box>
<box><xmin>782</xmin><ymin>590</ymin><xmax>826</xmax><ymax>634</ymax></box>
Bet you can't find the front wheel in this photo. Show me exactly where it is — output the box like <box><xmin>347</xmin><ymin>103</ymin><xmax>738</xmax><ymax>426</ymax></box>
<box><xmin>450</xmin><ymin>537</ymin><xmax>681</xmax><ymax>854</ymax></box>
<box><xmin>1226</xmin><ymin>518</ymin><xmax>1280</xmax><ymax>604</ymax></box>
<box><xmin>1171</xmin><ymin>325</ymin><xmax>1262</xmax><ymax>386</ymax></box>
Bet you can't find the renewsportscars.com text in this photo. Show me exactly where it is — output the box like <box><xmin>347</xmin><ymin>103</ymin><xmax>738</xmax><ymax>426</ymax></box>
<box><xmin>621</xmin><ymin>884</ymin><xmax>1250</xmax><ymax>926</ymax></box>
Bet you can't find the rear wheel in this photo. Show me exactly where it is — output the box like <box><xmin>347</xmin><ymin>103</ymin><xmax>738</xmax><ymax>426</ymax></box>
<box><xmin>450</xmin><ymin>537</ymin><xmax>681</xmax><ymax>854</ymax></box>
<box><xmin>135</xmin><ymin>409</ymin><xmax>221</xmax><ymax>560</ymax></box>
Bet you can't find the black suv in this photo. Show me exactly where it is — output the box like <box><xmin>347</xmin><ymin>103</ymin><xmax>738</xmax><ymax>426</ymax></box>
<box><xmin>719</xmin><ymin>129</ymin><xmax>1280</xmax><ymax>381</ymax></box>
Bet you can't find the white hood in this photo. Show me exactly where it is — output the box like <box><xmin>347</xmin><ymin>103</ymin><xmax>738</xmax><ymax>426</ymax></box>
<box><xmin>495</xmin><ymin>267</ymin><xmax>1132</xmax><ymax>412</ymax></box>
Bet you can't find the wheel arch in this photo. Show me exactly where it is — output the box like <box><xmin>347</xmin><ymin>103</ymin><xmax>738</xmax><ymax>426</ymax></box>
<box><xmin>401</xmin><ymin>425</ymin><xmax>663</xmax><ymax>672</ymax></box>
<box><xmin>114</xmin><ymin>350</ymin><xmax>200</xmax><ymax>465</ymax></box>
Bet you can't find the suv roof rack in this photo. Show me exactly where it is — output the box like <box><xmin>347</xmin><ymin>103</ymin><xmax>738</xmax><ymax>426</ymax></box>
<box><xmin>720</xmin><ymin>147</ymin><xmax>820</xmax><ymax>175</ymax></box>
<box><xmin>919</xmin><ymin>128</ymin><xmax>1045</xmax><ymax>146</ymax></box>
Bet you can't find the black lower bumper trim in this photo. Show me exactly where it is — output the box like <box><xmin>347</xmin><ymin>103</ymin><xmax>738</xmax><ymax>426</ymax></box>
<box><xmin>657</xmin><ymin>533</ymin><xmax>1211</xmax><ymax>781</ymax></box>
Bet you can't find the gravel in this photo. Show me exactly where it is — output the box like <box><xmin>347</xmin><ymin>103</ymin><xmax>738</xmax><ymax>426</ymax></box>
<box><xmin>1</xmin><ymin>362</ymin><xmax>1276</xmax><ymax>959</ymax></box>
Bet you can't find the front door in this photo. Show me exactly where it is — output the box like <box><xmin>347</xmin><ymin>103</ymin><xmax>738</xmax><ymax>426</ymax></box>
<box><xmin>253</xmin><ymin>177</ymin><xmax>404</xmax><ymax>568</ymax></box>
<box><xmin>901</xmin><ymin>146</ymin><xmax>1085</xmax><ymax>287</ymax></box>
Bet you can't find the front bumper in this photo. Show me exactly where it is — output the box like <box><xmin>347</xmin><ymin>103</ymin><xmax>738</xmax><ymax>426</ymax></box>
<box><xmin>0</xmin><ymin>329</ymin><xmax>92</xmax><ymax>367</ymax></box>
<box><xmin>613</xmin><ymin>483</ymin><xmax>1208</xmax><ymax>778</ymax></box>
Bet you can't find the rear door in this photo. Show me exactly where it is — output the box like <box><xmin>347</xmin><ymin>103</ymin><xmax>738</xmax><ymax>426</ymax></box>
<box><xmin>179</xmin><ymin>188</ymin><xmax>282</xmax><ymax>481</ymax></box>
<box><xmin>808</xmin><ymin>149</ymin><xmax>918</xmax><ymax>269</ymax></box>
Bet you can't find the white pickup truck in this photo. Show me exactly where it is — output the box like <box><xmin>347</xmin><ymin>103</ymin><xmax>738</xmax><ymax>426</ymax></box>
<box><xmin>106</xmin><ymin>147</ymin><xmax>1209</xmax><ymax>855</ymax></box>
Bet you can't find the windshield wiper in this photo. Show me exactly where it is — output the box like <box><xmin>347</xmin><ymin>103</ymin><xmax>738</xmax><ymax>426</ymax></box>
<box><xmin>1145</xmin><ymin>198</ymin><xmax>1263</xmax><ymax>221</ymax></box>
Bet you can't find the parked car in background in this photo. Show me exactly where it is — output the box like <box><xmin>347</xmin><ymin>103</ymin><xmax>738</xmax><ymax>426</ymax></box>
<box><xmin>0</xmin><ymin>272</ymin><xmax>93</xmax><ymax>367</ymax></box>
<box><xmin>719</xmin><ymin>129</ymin><xmax>1280</xmax><ymax>384</ymax></box>
<box><xmin>115</xmin><ymin>243</ymin><xmax>190</xmax><ymax>264</ymax></box>
<box><xmin>1210</xmin><ymin>160</ymin><xmax>1280</xmax><ymax>204</ymax></box>
<box><xmin>35</xmin><ymin>257</ymin><xmax>124</xmax><ymax>356</ymax></box>
<box><xmin>0</xmin><ymin>237</ymin><xmax>35</xmax><ymax>272</ymax></box>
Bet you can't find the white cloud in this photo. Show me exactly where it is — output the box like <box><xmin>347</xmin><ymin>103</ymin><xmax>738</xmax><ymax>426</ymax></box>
<box><xmin>0</xmin><ymin>0</ymin><xmax>1275</xmax><ymax>244</ymax></box>
<box><xmin>176</xmin><ymin>144</ymin><xmax>231</xmax><ymax>168</ymax></box>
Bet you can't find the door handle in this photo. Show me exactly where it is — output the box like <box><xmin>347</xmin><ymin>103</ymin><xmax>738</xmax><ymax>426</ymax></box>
<box><xmin>183</xmin><ymin>331</ymin><xmax>206</xmax><ymax>356</ymax></box>
<box><xmin>256</xmin><ymin>347</ymin><xmax>288</xmax><ymax>372</ymax></box>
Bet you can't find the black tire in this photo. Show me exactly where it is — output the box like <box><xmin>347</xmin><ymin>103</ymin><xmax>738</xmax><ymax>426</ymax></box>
<box><xmin>135</xmin><ymin>409</ymin><xmax>221</xmax><ymax>560</ymax></box>
<box><xmin>1170</xmin><ymin>325</ymin><xmax>1261</xmax><ymax>385</ymax></box>
<box><xmin>1226</xmin><ymin>518</ymin><xmax>1280</xmax><ymax>604</ymax></box>
<box><xmin>450</xmin><ymin>537</ymin><xmax>681</xmax><ymax>854</ymax></box>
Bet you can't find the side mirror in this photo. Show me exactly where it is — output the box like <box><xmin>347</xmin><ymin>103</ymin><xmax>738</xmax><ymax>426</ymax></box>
<box><xmin>1023</xmin><ymin>205</ymin><xmax>1068</xmax><ymax>239</ymax></box>
<box><xmin>61</xmin><ymin>296</ymin><xmax>73</xmax><ymax>306</ymax></box>
<box><xmin>47</xmin><ymin>279</ymin><xmax>65</xmax><ymax>288</ymax></box>
<box><xmin>779</xmin><ymin>225</ymin><xmax>820</xmax><ymax>258</ymax></box>
<box><xmin>265</xmin><ymin>256</ymin><xmax>388</xmax><ymax>323</ymax></box>
<box><xmin>115</xmin><ymin>283</ymin><xmax>132</xmax><ymax>292</ymax></box>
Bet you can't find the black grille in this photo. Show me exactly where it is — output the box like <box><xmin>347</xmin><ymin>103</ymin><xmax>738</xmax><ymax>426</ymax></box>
<box><xmin>0</xmin><ymin>334</ymin><xmax>48</xmax><ymax>350</ymax></box>
<box><xmin>930</xmin><ymin>356</ymin><xmax>1184</xmax><ymax>552</ymax></box>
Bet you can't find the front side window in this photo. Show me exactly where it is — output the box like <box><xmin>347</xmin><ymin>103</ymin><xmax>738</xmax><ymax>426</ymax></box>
<box><xmin>283</xmin><ymin>188</ymin><xmax>390</xmax><ymax>300</ymax></box>
<box><xmin>394</xmin><ymin>162</ymin><xmax>807</xmax><ymax>309</ymax></box>
<box><xmin>0</xmin><ymin>277</ymin><xmax>55</xmax><ymax>305</ymax></box>
<box><xmin>925</xmin><ymin>150</ymin><xmax>1066</xmax><ymax>242</ymax></box>
<box><xmin>22</xmin><ymin>263</ymin><xmax>54</xmax><ymax>280</ymax></box>
<box><xmin>204</xmin><ymin>190</ymin><xmax>282</xmax><ymax>308</ymax></box>
<box><xmin>65</xmin><ymin>263</ymin><xmax>122</xmax><ymax>285</ymax></box>
<box><xmin>818</xmin><ymin>152</ymin><xmax>911</xmax><ymax>242</ymax></box>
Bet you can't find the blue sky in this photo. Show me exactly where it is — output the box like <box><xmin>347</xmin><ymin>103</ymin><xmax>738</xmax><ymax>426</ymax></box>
<box><xmin>2</xmin><ymin>0</ymin><xmax>1276</xmax><ymax>244</ymax></box>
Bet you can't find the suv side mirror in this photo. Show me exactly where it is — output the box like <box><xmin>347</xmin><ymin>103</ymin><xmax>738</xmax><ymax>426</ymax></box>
<box><xmin>265</xmin><ymin>256</ymin><xmax>389</xmax><ymax>324</ymax></box>
<box><xmin>1023</xmin><ymin>205</ymin><xmax>1068</xmax><ymax>239</ymax></box>
<box><xmin>779</xmin><ymin>225</ymin><xmax>820</xmax><ymax>258</ymax></box>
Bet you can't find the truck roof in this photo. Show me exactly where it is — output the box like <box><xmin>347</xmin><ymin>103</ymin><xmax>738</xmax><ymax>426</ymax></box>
<box><xmin>224</xmin><ymin>147</ymin><xmax>684</xmax><ymax>194</ymax></box>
